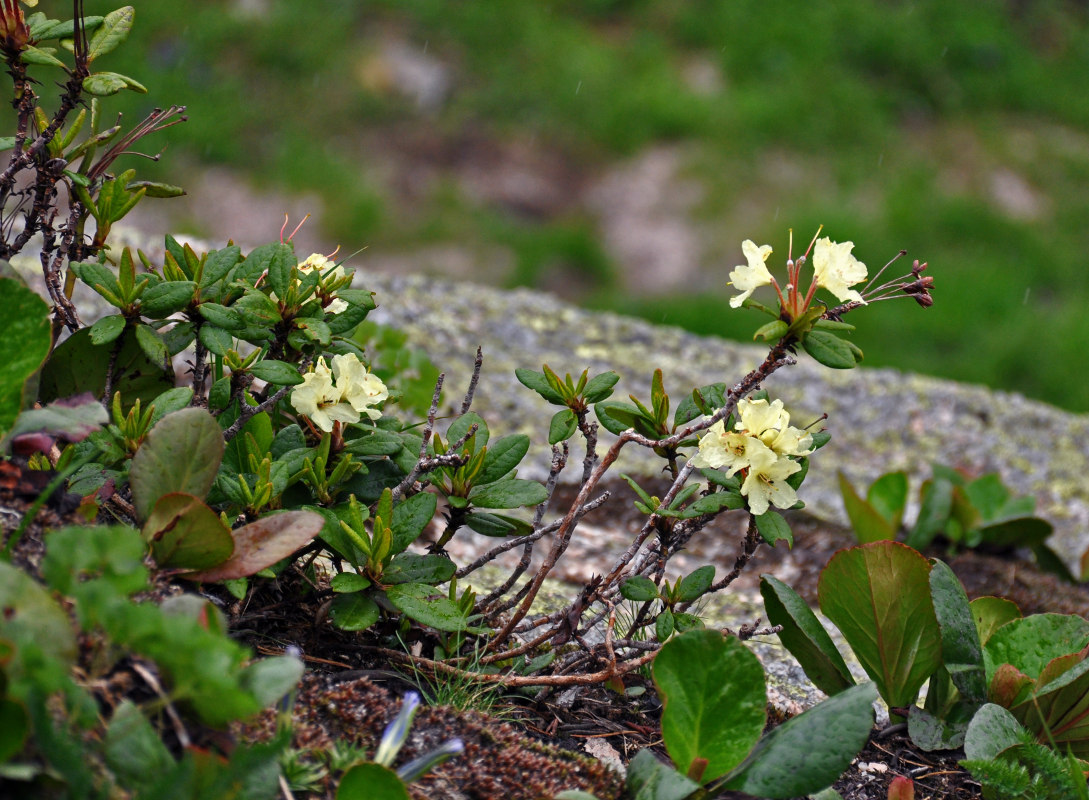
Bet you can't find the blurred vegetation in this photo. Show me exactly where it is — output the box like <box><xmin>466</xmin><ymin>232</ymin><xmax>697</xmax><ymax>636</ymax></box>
<box><xmin>45</xmin><ymin>2</ymin><xmax>1089</xmax><ymax>410</ymax></box>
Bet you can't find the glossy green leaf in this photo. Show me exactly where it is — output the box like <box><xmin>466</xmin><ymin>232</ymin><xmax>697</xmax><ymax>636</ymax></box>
<box><xmin>654</xmin><ymin>630</ymin><xmax>767</xmax><ymax>782</ymax></box>
<box><xmin>929</xmin><ymin>559</ymin><xmax>986</xmax><ymax>702</ymax></box>
<box><xmin>594</xmin><ymin>400</ymin><xmax>642</xmax><ymax>435</ymax></box>
<box><xmin>818</xmin><ymin>541</ymin><xmax>942</xmax><ymax>708</ymax></box>
<box><xmin>583</xmin><ymin>371</ymin><xmax>620</xmax><ymax>403</ymax></box>
<box><xmin>723</xmin><ymin>682</ymin><xmax>877</xmax><ymax>798</ymax></box>
<box><xmin>337</xmin><ymin>762</ymin><xmax>410</xmax><ymax>800</ymax></box>
<box><xmin>87</xmin><ymin>6</ymin><xmax>134</xmax><ymax>61</ymax></box>
<box><xmin>656</xmin><ymin>609</ymin><xmax>675</xmax><ymax>641</ymax></box>
<box><xmin>549</xmin><ymin>408</ymin><xmax>578</xmax><ymax>444</ymax></box>
<box><xmin>515</xmin><ymin>368</ymin><xmax>564</xmax><ymax>404</ymax></box>
<box><xmin>802</xmin><ymin>329</ymin><xmax>859</xmax><ymax>369</ymax></box>
<box><xmin>970</xmin><ymin>596</ymin><xmax>1021</xmax><ymax>646</ymax></box>
<box><xmin>142</xmin><ymin>492</ymin><xmax>234</xmax><ymax>571</ymax></box>
<box><xmin>130</xmin><ymin>408</ymin><xmax>224</xmax><ymax>520</ymax></box>
<box><xmin>198</xmin><ymin>324</ymin><xmax>234</xmax><ymax>357</ymax></box>
<box><xmin>621</xmin><ymin>575</ymin><xmax>660</xmax><ymax>602</ymax></box>
<box><xmin>201</xmin><ymin>245</ymin><xmax>242</xmax><ymax>287</ymax></box>
<box><xmin>331</xmin><ymin>572</ymin><xmax>371</xmax><ymax>593</ymax></box>
<box><xmin>755</xmin><ymin>510</ymin><xmax>793</xmax><ymax>547</ymax></box>
<box><xmin>89</xmin><ymin>313</ymin><xmax>126</xmax><ymax>345</ymax></box>
<box><xmin>391</xmin><ymin>491</ymin><xmax>438</xmax><ymax>552</ymax></box>
<box><xmin>133</xmin><ymin>323</ymin><xmax>169</xmax><ymax>368</ymax></box>
<box><xmin>983</xmin><ymin>614</ymin><xmax>1089</xmax><ymax>683</ymax></box>
<box><xmin>140</xmin><ymin>281</ymin><xmax>194</xmax><ymax>317</ymax></box>
<box><xmin>476</xmin><ymin>434</ymin><xmax>530</xmax><ymax>485</ymax></box>
<box><xmin>685</xmin><ymin>490</ymin><xmax>745</xmax><ymax>516</ymax></box>
<box><xmin>330</xmin><ymin>592</ymin><xmax>381</xmax><ymax>631</ymax></box>
<box><xmin>625</xmin><ymin>749</ymin><xmax>701</xmax><ymax>800</ymax></box>
<box><xmin>249</xmin><ymin>359</ymin><xmax>303</xmax><ymax>386</ymax></box>
<box><xmin>467</xmin><ymin>478</ymin><xmax>548</xmax><ymax>509</ymax></box>
<box><xmin>760</xmin><ymin>574</ymin><xmax>855</xmax><ymax>696</ymax></box>
<box><xmin>384</xmin><ymin>553</ymin><xmax>456</xmax><ymax>585</ymax></box>
<box><xmin>464</xmin><ymin>511</ymin><xmax>533</xmax><ymax>537</ymax></box>
<box><xmin>148</xmin><ymin>387</ymin><xmax>193</xmax><ymax>425</ymax></box>
<box><xmin>0</xmin><ymin>278</ymin><xmax>51</xmax><ymax>434</ymax></box>
<box><xmin>183</xmin><ymin>510</ymin><xmax>324</xmax><ymax>582</ymax></box>
<box><xmin>962</xmin><ymin>703</ymin><xmax>1026</xmax><ymax>761</ymax></box>
<box><xmin>447</xmin><ymin>412</ymin><xmax>488</xmax><ymax>452</ymax></box>
<box><xmin>83</xmin><ymin>71</ymin><xmax>129</xmax><ymax>96</ymax></box>
<box><xmin>753</xmin><ymin>319</ymin><xmax>788</xmax><ymax>341</ymax></box>
<box><xmin>386</xmin><ymin>583</ymin><xmax>480</xmax><ymax>632</ymax></box>
<box><xmin>676</xmin><ymin>565</ymin><xmax>715</xmax><ymax>602</ymax></box>
<box><xmin>838</xmin><ymin>471</ymin><xmax>895</xmax><ymax>543</ymax></box>
<box><xmin>261</xmin><ymin>243</ymin><xmax>297</xmax><ymax>301</ymax></box>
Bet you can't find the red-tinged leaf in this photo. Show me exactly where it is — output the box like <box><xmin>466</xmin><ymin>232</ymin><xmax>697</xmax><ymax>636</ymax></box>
<box><xmin>887</xmin><ymin>776</ymin><xmax>914</xmax><ymax>800</ymax></box>
<box><xmin>143</xmin><ymin>492</ymin><xmax>233</xmax><ymax>571</ymax></box>
<box><xmin>989</xmin><ymin>663</ymin><xmax>1033</xmax><ymax>708</ymax></box>
<box><xmin>818</xmin><ymin>541</ymin><xmax>942</xmax><ymax>709</ymax></box>
<box><xmin>182</xmin><ymin>511</ymin><xmax>323</xmax><ymax>582</ymax></box>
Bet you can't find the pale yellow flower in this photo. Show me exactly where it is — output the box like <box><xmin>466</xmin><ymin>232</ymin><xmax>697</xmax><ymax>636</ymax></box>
<box><xmin>691</xmin><ymin>421</ymin><xmax>777</xmax><ymax>476</ymax></box>
<box><xmin>332</xmin><ymin>353</ymin><xmax>388</xmax><ymax>421</ymax></box>
<box><xmin>728</xmin><ymin>240</ymin><xmax>775</xmax><ymax>308</ymax></box>
<box><xmin>290</xmin><ymin>354</ymin><xmax>387</xmax><ymax>432</ymax></box>
<box><xmin>812</xmin><ymin>237</ymin><xmax>867</xmax><ymax>305</ymax></box>
<box><xmin>740</xmin><ymin>456</ymin><xmax>801</xmax><ymax>516</ymax></box>
<box><xmin>735</xmin><ymin>398</ymin><xmax>812</xmax><ymax>457</ymax></box>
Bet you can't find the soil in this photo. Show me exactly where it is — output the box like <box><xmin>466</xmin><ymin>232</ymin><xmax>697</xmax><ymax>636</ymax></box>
<box><xmin>5</xmin><ymin>471</ymin><xmax>1089</xmax><ymax>800</ymax></box>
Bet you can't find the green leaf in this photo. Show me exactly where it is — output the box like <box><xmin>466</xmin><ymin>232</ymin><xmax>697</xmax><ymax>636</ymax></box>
<box><xmin>838</xmin><ymin>472</ymin><xmax>895</xmax><ymax>543</ymax></box>
<box><xmin>760</xmin><ymin>575</ymin><xmax>855</xmax><ymax>696</ymax></box>
<box><xmin>140</xmin><ymin>280</ymin><xmax>194</xmax><ymax>317</ymax></box>
<box><xmin>197</xmin><ymin>302</ymin><xmax>244</xmax><ymax>330</ymax></box>
<box><xmin>962</xmin><ymin>703</ymin><xmax>1026</xmax><ymax>761</ymax></box>
<box><xmin>656</xmin><ymin>609</ymin><xmax>675</xmax><ymax>641</ymax></box>
<box><xmin>125</xmin><ymin>180</ymin><xmax>185</xmax><ymax>198</ymax></box>
<box><xmin>133</xmin><ymin>323</ymin><xmax>169</xmax><ymax>368</ymax></box>
<box><xmin>476</xmin><ymin>434</ymin><xmax>530</xmax><ymax>485</ymax></box>
<box><xmin>3</xmin><ymin>395</ymin><xmax>108</xmax><ymax>450</ymax></box>
<box><xmin>337</xmin><ymin>762</ymin><xmax>410</xmax><ymax>800</ymax></box>
<box><xmin>868</xmin><ymin>471</ymin><xmax>909</xmax><ymax>528</ymax></box>
<box><xmin>594</xmin><ymin>400</ymin><xmax>643</xmax><ymax>435</ymax></box>
<box><xmin>467</xmin><ymin>478</ymin><xmax>548</xmax><ymax>509</ymax></box>
<box><xmin>982</xmin><ymin>613</ymin><xmax>1089</xmax><ymax>683</ymax></box>
<box><xmin>976</xmin><ymin>517</ymin><xmax>1053</xmax><ymax>550</ymax></box>
<box><xmin>548</xmin><ymin>408</ymin><xmax>578</xmax><ymax>445</ymax></box>
<box><xmin>464</xmin><ymin>512</ymin><xmax>533</xmax><ymax>537</ymax></box>
<box><xmin>87</xmin><ymin>6</ymin><xmax>134</xmax><ymax>61</ymax></box>
<box><xmin>83</xmin><ymin>71</ymin><xmax>145</xmax><ymax>96</ymax></box>
<box><xmin>755</xmin><ymin>510</ymin><xmax>793</xmax><ymax>547</ymax></box>
<box><xmin>198</xmin><ymin>324</ymin><xmax>234</xmax><ymax>356</ymax></box>
<box><xmin>620</xmin><ymin>575</ymin><xmax>660</xmax><ymax>602</ymax></box>
<box><xmin>907</xmin><ymin>702</ymin><xmax>975</xmax><ymax>751</ymax></box>
<box><xmin>0</xmin><ymin>279</ymin><xmax>51</xmax><ymax>437</ymax></box>
<box><xmin>673</xmin><ymin>613</ymin><xmax>704</xmax><ymax>633</ymax></box>
<box><xmin>723</xmin><ymin>683</ymin><xmax>877</xmax><ymax>798</ymax></box>
<box><xmin>929</xmin><ymin>559</ymin><xmax>986</xmax><ymax>702</ymax></box>
<box><xmin>183</xmin><ymin>511</ymin><xmax>324</xmax><ymax>582</ymax></box>
<box><xmin>654</xmin><ymin>630</ymin><xmax>767</xmax><ymax>782</ymax></box>
<box><xmin>21</xmin><ymin>45</ymin><xmax>66</xmax><ymax>68</ymax></box>
<box><xmin>31</xmin><ymin>15</ymin><xmax>104</xmax><ymax>41</ymax></box>
<box><xmin>249</xmin><ymin>359</ymin><xmax>303</xmax><ymax>386</ymax></box>
<box><xmin>239</xmin><ymin>653</ymin><xmax>305</xmax><ymax>709</ymax></box>
<box><xmin>391</xmin><ymin>491</ymin><xmax>438</xmax><ymax>553</ymax></box>
<box><xmin>905</xmin><ymin>478</ymin><xmax>954</xmax><ymax>550</ymax></box>
<box><xmin>515</xmin><ymin>368</ymin><xmax>565</xmax><ymax>404</ymax></box>
<box><xmin>201</xmin><ymin>245</ymin><xmax>242</xmax><ymax>287</ymax></box>
<box><xmin>818</xmin><ymin>541</ymin><xmax>942</xmax><ymax>708</ymax></box>
<box><xmin>753</xmin><ymin>319</ymin><xmax>788</xmax><ymax>342</ymax></box>
<box><xmin>89</xmin><ymin>313</ymin><xmax>126</xmax><ymax>345</ymax></box>
<box><xmin>674</xmin><ymin>382</ymin><xmax>727</xmax><ymax>427</ymax></box>
<box><xmin>262</xmin><ymin>243</ymin><xmax>297</xmax><ymax>301</ymax></box>
<box><xmin>385</xmin><ymin>583</ymin><xmax>481</xmax><ymax>632</ymax></box>
<box><xmin>130</xmin><ymin>407</ymin><xmax>225</xmax><ymax>521</ymax></box>
<box><xmin>104</xmin><ymin>701</ymin><xmax>175</xmax><ymax>794</ymax></box>
<box><xmin>329</xmin><ymin>592</ymin><xmax>381</xmax><ymax>632</ymax></box>
<box><xmin>0</xmin><ymin>698</ymin><xmax>28</xmax><ymax>764</ymax></box>
<box><xmin>0</xmin><ymin>560</ymin><xmax>78</xmax><ymax>678</ymax></box>
<box><xmin>447</xmin><ymin>412</ymin><xmax>488</xmax><ymax>452</ymax></box>
<box><xmin>676</xmin><ymin>565</ymin><xmax>715</xmax><ymax>602</ymax></box>
<box><xmin>685</xmin><ymin>491</ymin><xmax>744</xmax><ymax>516</ymax></box>
<box><xmin>142</xmin><ymin>492</ymin><xmax>234</xmax><ymax>571</ymax></box>
<box><xmin>970</xmin><ymin>596</ymin><xmax>1022</xmax><ymax>646</ymax></box>
<box><xmin>331</xmin><ymin>572</ymin><xmax>371</xmax><ymax>593</ymax></box>
<box><xmin>625</xmin><ymin>749</ymin><xmax>701</xmax><ymax>800</ymax></box>
<box><xmin>384</xmin><ymin>553</ymin><xmax>456</xmax><ymax>585</ymax></box>
<box><xmin>802</xmin><ymin>329</ymin><xmax>859</xmax><ymax>369</ymax></box>
<box><xmin>583</xmin><ymin>371</ymin><xmax>620</xmax><ymax>403</ymax></box>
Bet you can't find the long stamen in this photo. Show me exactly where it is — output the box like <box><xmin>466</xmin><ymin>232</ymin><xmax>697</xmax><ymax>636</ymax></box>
<box><xmin>861</xmin><ymin>249</ymin><xmax>908</xmax><ymax>295</ymax></box>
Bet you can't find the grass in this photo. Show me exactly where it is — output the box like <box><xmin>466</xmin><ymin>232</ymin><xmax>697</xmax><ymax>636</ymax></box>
<box><xmin>26</xmin><ymin>1</ymin><xmax>1089</xmax><ymax>411</ymax></box>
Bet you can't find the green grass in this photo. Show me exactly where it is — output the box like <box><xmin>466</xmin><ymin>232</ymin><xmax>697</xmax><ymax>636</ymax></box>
<box><xmin>27</xmin><ymin>1</ymin><xmax>1089</xmax><ymax>411</ymax></box>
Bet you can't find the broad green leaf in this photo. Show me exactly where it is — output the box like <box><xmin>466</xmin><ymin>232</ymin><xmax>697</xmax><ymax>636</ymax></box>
<box><xmin>583</xmin><ymin>371</ymin><xmax>620</xmax><ymax>403</ymax></box>
<box><xmin>383</xmin><ymin>553</ymin><xmax>456</xmax><ymax>585</ymax></box>
<box><xmin>620</xmin><ymin>575</ymin><xmax>659</xmax><ymax>602</ymax></box>
<box><xmin>818</xmin><ymin>541</ymin><xmax>942</xmax><ymax>708</ymax></box>
<box><xmin>104</xmin><ymin>701</ymin><xmax>175</xmax><ymax>794</ymax></box>
<box><xmin>134</xmin><ymin>323</ymin><xmax>169</xmax><ymax>368</ymax></box>
<box><xmin>755</xmin><ymin>510</ymin><xmax>793</xmax><ymax>547</ymax></box>
<box><xmin>515</xmin><ymin>368</ymin><xmax>564</xmax><ymax>404</ymax></box>
<box><xmin>140</xmin><ymin>281</ymin><xmax>194</xmax><ymax>317</ymax></box>
<box><xmin>83</xmin><ymin>72</ymin><xmax>129</xmax><ymax>96</ymax></box>
<box><xmin>390</xmin><ymin>491</ymin><xmax>438</xmax><ymax>552</ymax></box>
<box><xmin>907</xmin><ymin>700</ymin><xmax>976</xmax><ymax>751</ymax></box>
<box><xmin>21</xmin><ymin>45</ymin><xmax>66</xmax><ymax>68</ymax></box>
<box><xmin>929</xmin><ymin>559</ymin><xmax>986</xmax><ymax>702</ymax></box>
<box><xmin>549</xmin><ymin>408</ymin><xmax>578</xmax><ymax>444</ymax></box>
<box><xmin>183</xmin><ymin>511</ymin><xmax>324</xmax><ymax>582</ymax></box>
<box><xmin>723</xmin><ymin>682</ymin><xmax>877</xmax><ymax>798</ymax></box>
<box><xmin>656</xmin><ymin>609</ymin><xmax>676</xmax><ymax>641</ymax></box>
<box><xmin>197</xmin><ymin>302</ymin><xmax>244</xmax><ymax>331</ymax></box>
<box><xmin>867</xmin><ymin>471</ymin><xmax>908</xmax><ymax>529</ymax></box>
<box><xmin>464</xmin><ymin>512</ymin><xmax>533</xmax><ymax>537</ymax></box>
<box><xmin>385</xmin><ymin>583</ymin><xmax>480</xmax><ymax>632</ymax></box>
<box><xmin>447</xmin><ymin>412</ymin><xmax>488</xmax><ymax>452</ymax></box>
<box><xmin>87</xmin><ymin>6</ymin><xmax>134</xmax><ymax>61</ymax></box>
<box><xmin>261</xmin><ymin>243</ymin><xmax>297</xmax><ymax>301</ymax></box>
<box><xmin>330</xmin><ymin>572</ymin><xmax>371</xmax><ymax>593</ymax></box>
<box><xmin>982</xmin><ymin>613</ymin><xmax>1089</xmax><ymax>683</ymax></box>
<box><xmin>142</xmin><ymin>492</ymin><xmax>234</xmax><ymax>571</ymax></box>
<box><xmin>753</xmin><ymin>319</ymin><xmax>788</xmax><ymax>341</ymax></box>
<box><xmin>0</xmin><ymin>278</ymin><xmax>51</xmax><ymax>436</ymax></box>
<box><xmin>802</xmin><ymin>329</ymin><xmax>859</xmax><ymax>369</ymax></box>
<box><xmin>0</xmin><ymin>561</ymin><xmax>77</xmax><ymax>682</ymax></box>
<box><xmin>676</xmin><ymin>565</ymin><xmax>715</xmax><ymax>602</ymax></box>
<box><xmin>674</xmin><ymin>382</ymin><xmax>727</xmax><ymax>427</ymax></box>
<box><xmin>625</xmin><ymin>749</ymin><xmax>701</xmax><ymax>800</ymax></box>
<box><xmin>238</xmin><ymin>653</ymin><xmax>304</xmax><ymax>709</ymax></box>
<box><xmin>201</xmin><ymin>245</ymin><xmax>242</xmax><ymax>287</ymax></box>
<box><xmin>905</xmin><ymin>478</ymin><xmax>954</xmax><ymax>550</ymax></box>
<box><xmin>337</xmin><ymin>762</ymin><xmax>410</xmax><ymax>800</ymax></box>
<box><xmin>130</xmin><ymin>408</ymin><xmax>224</xmax><ymax>520</ymax></box>
<box><xmin>89</xmin><ymin>313</ymin><xmax>126</xmax><ymax>345</ymax></box>
<box><xmin>148</xmin><ymin>387</ymin><xmax>193</xmax><ymax>425</ymax></box>
<box><xmin>594</xmin><ymin>400</ymin><xmax>642</xmax><ymax>435</ymax></box>
<box><xmin>962</xmin><ymin>703</ymin><xmax>1026</xmax><ymax>761</ymax></box>
<box><xmin>685</xmin><ymin>490</ymin><xmax>744</xmax><ymax>516</ymax></box>
<box><xmin>760</xmin><ymin>575</ymin><xmax>855</xmax><ymax>696</ymax></box>
<box><xmin>976</xmin><ymin>517</ymin><xmax>1052</xmax><ymax>549</ymax></box>
<box><xmin>249</xmin><ymin>359</ymin><xmax>303</xmax><ymax>386</ymax></box>
<box><xmin>467</xmin><ymin>478</ymin><xmax>548</xmax><ymax>509</ymax></box>
<box><xmin>654</xmin><ymin>630</ymin><xmax>767</xmax><ymax>782</ymax></box>
<box><xmin>198</xmin><ymin>324</ymin><xmax>234</xmax><ymax>356</ymax></box>
<box><xmin>476</xmin><ymin>434</ymin><xmax>531</xmax><ymax>485</ymax></box>
<box><xmin>970</xmin><ymin>596</ymin><xmax>1021</xmax><ymax>646</ymax></box>
<box><xmin>344</xmin><ymin>428</ymin><xmax>404</xmax><ymax>457</ymax></box>
<box><xmin>838</xmin><ymin>471</ymin><xmax>895</xmax><ymax>543</ymax></box>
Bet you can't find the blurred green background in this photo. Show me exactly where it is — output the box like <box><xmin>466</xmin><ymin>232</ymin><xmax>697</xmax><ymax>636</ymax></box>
<box><xmin>74</xmin><ymin>0</ymin><xmax>1089</xmax><ymax>411</ymax></box>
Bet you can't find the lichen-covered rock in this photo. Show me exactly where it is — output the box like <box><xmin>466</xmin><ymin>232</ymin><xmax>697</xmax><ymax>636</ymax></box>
<box><xmin>361</xmin><ymin>270</ymin><xmax>1089</xmax><ymax>568</ymax></box>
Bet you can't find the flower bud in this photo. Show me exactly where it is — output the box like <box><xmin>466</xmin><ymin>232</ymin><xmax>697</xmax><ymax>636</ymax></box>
<box><xmin>0</xmin><ymin>0</ymin><xmax>30</xmax><ymax>55</ymax></box>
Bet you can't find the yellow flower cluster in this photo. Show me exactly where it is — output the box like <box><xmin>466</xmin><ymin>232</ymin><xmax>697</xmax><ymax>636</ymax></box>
<box><xmin>289</xmin><ymin>353</ymin><xmax>388</xmax><ymax>433</ymax></box>
<box><xmin>728</xmin><ymin>235</ymin><xmax>868</xmax><ymax>310</ymax></box>
<box><xmin>691</xmin><ymin>398</ymin><xmax>813</xmax><ymax>516</ymax></box>
<box><xmin>297</xmin><ymin>253</ymin><xmax>349</xmax><ymax>314</ymax></box>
